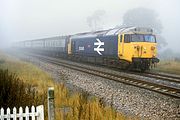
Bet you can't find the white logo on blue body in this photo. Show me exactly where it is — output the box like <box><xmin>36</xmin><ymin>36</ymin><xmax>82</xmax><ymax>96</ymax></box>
<box><xmin>94</xmin><ymin>38</ymin><xmax>104</xmax><ymax>55</ymax></box>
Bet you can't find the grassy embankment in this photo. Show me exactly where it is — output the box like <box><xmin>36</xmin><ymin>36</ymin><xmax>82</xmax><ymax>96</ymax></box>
<box><xmin>0</xmin><ymin>52</ymin><xmax>137</xmax><ymax>120</ymax></box>
<box><xmin>155</xmin><ymin>60</ymin><xmax>180</xmax><ymax>75</ymax></box>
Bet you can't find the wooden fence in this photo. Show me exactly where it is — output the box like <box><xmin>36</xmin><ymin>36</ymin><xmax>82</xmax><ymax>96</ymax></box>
<box><xmin>0</xmin><ymin>105</ymin><xmax>44</xmax><ymax>120</ymax></box>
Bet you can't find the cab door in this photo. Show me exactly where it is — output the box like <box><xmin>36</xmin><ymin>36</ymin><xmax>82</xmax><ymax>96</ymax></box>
<box><xmin>118</xmin><ymin>34</ymin><xmax>124</xmax><ymax>57</ymax></box>
<box><xmin>118</xmin><ymin>34</ymin><xmax>133</xmax><ymax>62</ymax></box>
<box><xmin>67</xmin><ymin>38</ymin><xmax>72</xmax><ymax>55</ymax></box>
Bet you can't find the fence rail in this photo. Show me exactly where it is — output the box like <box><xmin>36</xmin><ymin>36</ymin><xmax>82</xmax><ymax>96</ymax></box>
<box><xmin>0</xmin><ymin>105</ymin><xmax>44</xmax><ymax>120</ymax></box>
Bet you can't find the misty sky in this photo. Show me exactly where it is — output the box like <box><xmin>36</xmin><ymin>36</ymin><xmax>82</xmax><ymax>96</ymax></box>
<box><xmin>0</xmin><ymin>0</ymin><xmax>180</xmax><ymax>52</ymax></box>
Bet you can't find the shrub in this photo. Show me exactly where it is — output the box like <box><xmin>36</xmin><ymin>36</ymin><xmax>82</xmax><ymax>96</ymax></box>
<box><xmin>0</xmin><ymin>69</ymin><xmax>46</xmax><ymax>109</ymax></box>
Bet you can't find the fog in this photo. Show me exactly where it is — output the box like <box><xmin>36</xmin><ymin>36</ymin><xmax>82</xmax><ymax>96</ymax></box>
<box><xmin>0</xmin><ymin>0</ymin><xmax>180</xmax><ymax>52</ymax></box>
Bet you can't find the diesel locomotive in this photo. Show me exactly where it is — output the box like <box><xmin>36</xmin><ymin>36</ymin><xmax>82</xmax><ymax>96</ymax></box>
<box><xmin>15</xmin><ymin>26</ymin><xmax>159</xmax><ymax>71</ymax></box>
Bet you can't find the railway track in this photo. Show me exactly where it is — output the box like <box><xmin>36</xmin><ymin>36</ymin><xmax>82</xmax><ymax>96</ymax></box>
<box><xmin>26</xmin><ymin>53</ymin><xmax>180</xmax><ymax>99</ymax></box>
<box><xmin>144</xmin><ymin>72</ymin><xmax>180</xmax><ymax>83</ymax></box>
<box><xmin>130</xmin><ymin>71</ymin><xmax>180</xmax><ymax>83</ymax></box>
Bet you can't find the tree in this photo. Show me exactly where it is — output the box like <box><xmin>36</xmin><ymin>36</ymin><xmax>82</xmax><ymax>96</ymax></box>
<box><xmin>86</xmin><ymin>10</ymin><xmax>106</xmax><ymax>31</ymax></box>
<box><xmin>122</xmin><ymin>7</ymin><xmax>167</xmax><ymax>49</ymax></box>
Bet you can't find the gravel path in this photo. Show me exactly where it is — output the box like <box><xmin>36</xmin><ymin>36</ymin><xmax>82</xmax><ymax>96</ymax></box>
<box><xmin>12</xmin><ymin>53</ymin><xmax>180</xmax><ymax>120</ymax></box>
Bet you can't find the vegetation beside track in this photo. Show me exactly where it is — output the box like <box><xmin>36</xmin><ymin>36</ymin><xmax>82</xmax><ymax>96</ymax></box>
<box><xmin>155</xmin><ymin>60</ymin><xmax>180</xmax><ymax>75</ymax></box>
<box><xmin>0</xmin><ymin>52</ymin><xmax>137</xmax><ymax>120</ymax></box>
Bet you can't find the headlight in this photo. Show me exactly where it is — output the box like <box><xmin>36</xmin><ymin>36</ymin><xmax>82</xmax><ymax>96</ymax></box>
<box><xmin>133</xmin><ymin>45</ymin><xmax>140</xmax><ymax>50</ymax></box>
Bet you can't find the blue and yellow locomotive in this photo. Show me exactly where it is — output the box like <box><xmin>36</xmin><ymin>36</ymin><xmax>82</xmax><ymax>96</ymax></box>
<box><xmin>68</xmin><ymin>27</ymin><xmax>159</xmax><ymax>71</ymax></box>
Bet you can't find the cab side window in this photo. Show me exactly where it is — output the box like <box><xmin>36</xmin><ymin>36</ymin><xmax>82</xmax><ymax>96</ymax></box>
<box><xmin>124</xmin><ymin>34</ymin><xmax>130</xmax><ymax>43</ymax></box>
<box><xmin>120</xmin><ymin>35</ymin><xmax>122</xmax><ymax>42</ymax></box>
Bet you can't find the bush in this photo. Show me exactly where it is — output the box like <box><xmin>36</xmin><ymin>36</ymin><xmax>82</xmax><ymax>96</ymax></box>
<box><xmin>0</xmin><ymin>69</ymin><xmax>46</xmax><ymax>109</ymax></box>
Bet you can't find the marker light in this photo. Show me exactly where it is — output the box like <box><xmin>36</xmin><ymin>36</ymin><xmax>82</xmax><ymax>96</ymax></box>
<box><xmin>151</xmin><ymin>46</ymin><xmax>155</xmax><ymax>50</ymax></box>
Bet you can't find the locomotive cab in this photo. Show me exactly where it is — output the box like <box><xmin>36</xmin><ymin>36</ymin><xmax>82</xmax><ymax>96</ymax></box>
<box><xmin>118</xmin><ymin>28</ymin><xmax>159</xmax><ymax>71</ymax></box>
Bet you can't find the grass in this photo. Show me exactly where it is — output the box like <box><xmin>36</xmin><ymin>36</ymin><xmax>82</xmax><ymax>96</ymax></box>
<box><xmin>0</xmin><ymin>51</ymin><xmax>138</xmax><ymax>120</ymax></box>
<box><xmin>155</xmin><ymin>60</ymin><xmax>180</xmax><ymax>75</ymax></box>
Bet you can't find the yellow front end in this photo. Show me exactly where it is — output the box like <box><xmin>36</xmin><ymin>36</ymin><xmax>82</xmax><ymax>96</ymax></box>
<box><xmin>118</xmin><ymin>33</ymin><xmax>159</xmax><ymax>71</ymax></box>
<box><xmin>130</xmin><ymin>42</ymin><xmax>157</xmax><ymax>60</ymax></box>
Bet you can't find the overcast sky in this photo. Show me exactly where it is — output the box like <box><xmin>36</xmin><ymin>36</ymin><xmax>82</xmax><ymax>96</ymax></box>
<box><xmin>0</xmin><ymin>0</ymin><xmax>180</xmax><ymax>51</ymax></box>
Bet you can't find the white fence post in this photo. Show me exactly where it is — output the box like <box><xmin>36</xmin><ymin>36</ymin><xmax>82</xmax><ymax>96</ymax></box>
<box><xmin>31</xmin><ymin>106</ymin><xmax>35</xmax><ymax>120</ymax></box>
<box><xmin>13</xmin><ymin>107</ymin><xmax>17</xmax><ymax>120</ymax></box>
<box><xmin>7</xmin><ymin>108</ymin><xmax>10</xmax><ymax>120</ymax></box>
<box><xmin>19</xmin><ymin>107</ymin><xmax>23</xmax><ymax>120</ymax></box>
<box><xmin>25</xmin><ymin>106</ymin><xmax>29</xmax><ymax>120</ymax></box>
<box><xmin>37</xmin><ymin>105</ymin><xmax>44</xmax><ymax>120</ymax></box>
<box><xmin>1</xmin><ymin>108</ymin><xmax>4</xmax><ymax>120</ymax></box>
<box><xmin>0</xmin><ymin>105</ymin><xmax>44</xmax><ymax>120</ymax></box>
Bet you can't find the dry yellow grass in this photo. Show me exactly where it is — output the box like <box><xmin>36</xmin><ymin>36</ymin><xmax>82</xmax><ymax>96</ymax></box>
<box><xmin>155</xmin><ymin>60</ymin><xmax>180</xmax><ymax>75</ymax></box>
<box><xmin>0</xmin><ymin>51</ymin><xmax>137</xmax><ymax>120</ymax></box>
<box><xmin>0</xmin><ymin>52</ymin><xmax>53</xmax><ymax>93</ymax></box>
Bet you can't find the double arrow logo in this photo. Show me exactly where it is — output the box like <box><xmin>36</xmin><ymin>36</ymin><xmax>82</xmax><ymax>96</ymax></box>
<box><xmin>94</xmin><ymin>38</ymin><xmax>104</xmax><ymax>55</ymax></box>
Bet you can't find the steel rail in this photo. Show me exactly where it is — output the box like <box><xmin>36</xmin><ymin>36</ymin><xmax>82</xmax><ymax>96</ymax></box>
<box><xmin>143</xmin><ymin>72</ymin><xmax>180</xmax><ymax>83</ymax></box>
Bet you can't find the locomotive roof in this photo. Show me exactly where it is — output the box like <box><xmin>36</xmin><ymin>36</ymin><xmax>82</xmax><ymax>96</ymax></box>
<box><xmin>71</xmin><ymin>26</ymin><xmax>153</xmax><ymax>39</ymax></box>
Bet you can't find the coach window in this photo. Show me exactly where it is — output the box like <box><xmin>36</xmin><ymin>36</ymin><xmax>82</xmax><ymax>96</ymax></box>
<box><xmin>124</xmin><ymin>34</ymin><xmax>130</xmax><ymax>43</ymax></box>
<box><xmin>120</xmin><ymin>35</ymin><xmax>122</xmax><ymax>42</ymax></box>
